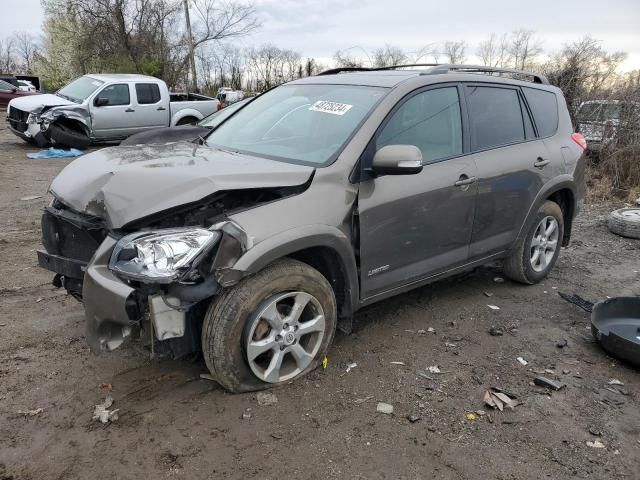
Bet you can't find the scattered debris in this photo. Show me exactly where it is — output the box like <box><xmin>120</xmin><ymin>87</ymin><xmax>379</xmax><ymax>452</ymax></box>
<box><xmin>493</xmin><ymin>277</ymin><xmax>505</xmax><ymax>283</ymax></box>
<box><xmin>241</xmin><ymin>407</ymin><xmax>253</xmax><ymax>420</ymax></box>
<box><xmin>558</xmin><ymin>292</ymin><xmax>594</xmax><ymax>313</ymax></box>
<box><xmin>533</xmin><ymin>376</ymin><xmax>566</xmax><ymax>391</ymax></box>
<box><xmin>345</xmin><ymin>362</ymin><xmax>358</xmax><ymax>373</ymax></box>
<box><xmin>354</xmin><ymin>395</ymin><xmax>374</xmax><ymax>405</ymax></box>
<box><xmin>27</xmin><ymin>147</ymin><xmax>84</xmax><ymax>159</ymax></box>
<box><xmin>17</xmin><ymin>408</ymin><xmax>43</xmax><ymax>417</ymax></box>
<box><xmin>483</xmin><ymin>388</ymin><xmax>518</xmax><ymax>411</ymax></box>
<box><xmin>390</xmin><ymin>361</ymin><xmax>406</xmax><ymax>366</ymax></box>
<box><xmin>556</xmin><ymin>339</ymin><xmax>568</xmax><ymax>348</ymax></box>
<box><xmin>97</xmin><ymin>383</ymin><xmax>112</xmax><ymax>391</ymax></box>
<box><xmin>588</xmin><ymin>426</ymin><xmax>602</xmax><ymax>436</ymax></box>
<box><xmin>406</xmin><ymin>414</ymin><xmax>421</xmax><ymax>423</ymax></box>
<box><xmin>417</xmin><ymin>329</ymin><xmax>427</xmax><ymax>335</ymax></box>
<box><xmin>465</xmin><ymin>412</ymin><xmax>477</xmax><ymax>421</ymax></box>
<box><xmin>200</xmin><ymin>373</ymin><xmax>216</xmax><ymax>381</ymax></box>
<box><xmin>489</xmin><ymin>326</ymin><xmax>504</xmax><ymax>336</ymax></box>
<box><xmin>20</xmin><ymin>195</ymin><xmax>42</xmax><ymax>201</ymax></box>
<box><xmin>517</xmin><ymin>357</ymin><xmax>528</xmax><ymax>366</ymax></box>
<box><xmin>256</xmin><ymin>392</ymin><xmax>278</xmax><ymax>406</ymax></box>
<box><xmin>376</xmin><ymin>402</ymin><xmax>394</xmax><ymax>414</ymax></box>
<box><xmin>608</xmin><ymin>379</ymin><xmax>624</xmax><ymax>386</ymax></box>
<box><xmin>427</xmin><ymin>327</ymin><xmax>436</xmax><ymax>333</ymax></box>
<box><xmin>475</xmin><ymin>410</ymin><xmax>486</xmax><ymax>417</ymax></box>
<box><xmin>92</xmin><ymin>395</ymin><xmax>119</xmax><ymax>424</ymax></box>
<box><xmin>322</xmin><ymin>355</ymin><xmax>328</xmax><ymax>369</ymax></box>
<box><xmin>416</xmin><ymin>371</ymin><xmax>434</xmax><ymax>381</ymax></box>
<box><xmin>487</xmin><ymin>305</ymin><xmax>500</xmax><ymax>310</ymax></box>
<box><xmin>484</xmin><ymin>292</ymin><xmax>493</xmax><ymax>297</ymax></box>
<box><xmin>270</xmin><ymin>433</ymin><xmax>283</xmax><ymax>440</ymax></box>
<box><xmin>427</xmin><ymin>365</ymin><xmax>441</xmax><ymax>374</ymax></box>
<box><xmin>586</xmin><ymin>439</ymin><xmax>606</xmax><ymax>449</ymax></box>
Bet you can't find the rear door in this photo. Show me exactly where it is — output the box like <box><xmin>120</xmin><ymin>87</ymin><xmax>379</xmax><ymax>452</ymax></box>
<box><xmin>358</xmin><ymin>85</ymin><xmax>478</xmax><ymax>299</ymax></box>
<box><xmin>464</xmin><ymin>84</ymin><xmax>555</xmax><ymax>258</ymax></box>
<box><xmin>133</xmin><ymin>82</ymin><xmax>169</xmax><ymax>130</ymax></box>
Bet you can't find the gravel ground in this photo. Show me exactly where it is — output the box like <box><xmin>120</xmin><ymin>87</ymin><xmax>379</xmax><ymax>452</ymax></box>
<box><xmin>1</xmin><ymin>117</ymin><xmax>639</xmax><ymax>480</ymax></box>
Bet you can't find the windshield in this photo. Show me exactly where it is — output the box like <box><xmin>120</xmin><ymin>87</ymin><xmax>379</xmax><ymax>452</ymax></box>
<box><xmin>578</xmin><ymin>103</ymin><xmax>619</xmax><ymax>122</ymax></box>
<box><xmin>206</xmin><ymin>84</ymin><xmax>387</xmax><ymax>165</ymax></box>
<box><xmin>199</xmin><ymin>99</ymin><xmax>249</xmax><ymax>127</ymax></box>
<box><xmin>58</xmin><ymin>76</ymin><xmax>104</xmax><ymax>103</ymax></box>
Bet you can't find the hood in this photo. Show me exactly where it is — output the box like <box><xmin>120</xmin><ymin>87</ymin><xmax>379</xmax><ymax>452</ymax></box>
<box><xmin>120</xmin><ymin>126</ymin><xmax>209</xmax><ymax>146</ymax></box>
<box><xmin>8</xmin><ymin>93</ymin><xmax>75</xmax><ymax>112</ymax></box>
<box><xmin>50</xmin><ymin>142</ymin><xmax>315</xmax><ymax>228</ymax></box>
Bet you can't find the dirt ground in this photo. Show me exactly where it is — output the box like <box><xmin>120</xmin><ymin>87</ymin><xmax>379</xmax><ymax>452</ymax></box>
<box><xmin>1</xmin><ymin>116</ymin><xmax>639</xmax><ymax>480</ymax></box>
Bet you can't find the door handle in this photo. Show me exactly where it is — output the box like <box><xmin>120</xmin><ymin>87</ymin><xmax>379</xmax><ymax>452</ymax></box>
<box><xmin>454</xmin><ymin>175</ymin><xmax>477</xmax><ymax>187</ymax></box>
<box><xmin>157</xmin><ymin>106</ymin><xmax>166</xmax><ymax>111</ymax></box>
<box><xmin>125</xmin><ymin>108</ymin><xmax>135</xmax><ymax>113</ymax></box>
<box><xmin>534</xmin><ymin>157</ymin><xmax>550</xmax><ymax>168</ymax></box>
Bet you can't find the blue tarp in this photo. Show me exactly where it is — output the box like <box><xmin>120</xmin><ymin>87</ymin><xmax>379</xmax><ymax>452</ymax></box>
<box><xmin>27</xmin><ymin>148</ymin><xmax>84</xmax><ymax>159</ymax></box>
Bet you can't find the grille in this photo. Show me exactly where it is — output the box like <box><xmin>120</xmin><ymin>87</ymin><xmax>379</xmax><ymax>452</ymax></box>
<box><xmin>8</xmin><ymin>106</ymin><xmax>29</xmax><ymax>132</ymax></box>
<box><xmin>41</xmin><ymin>208</ymin><xmax>107</xmax><ymax>263</ymax></box>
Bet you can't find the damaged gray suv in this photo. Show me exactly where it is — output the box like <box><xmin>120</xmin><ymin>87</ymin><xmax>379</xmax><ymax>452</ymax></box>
<box><xmin>38</xmin><ymin>65</ymin><xmax>586</xmax><ymax>392</ymax></box>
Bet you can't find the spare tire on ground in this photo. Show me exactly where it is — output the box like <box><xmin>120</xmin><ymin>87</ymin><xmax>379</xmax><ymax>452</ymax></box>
<box><xmin>48</xmin><ymin>123</ymin><xmax>91</xmax><ymax>150</ymax></box>
<box><xmin>608</xmin><ymin>208</ymin><xmax>640</xmax><ymax>239</ymax></box>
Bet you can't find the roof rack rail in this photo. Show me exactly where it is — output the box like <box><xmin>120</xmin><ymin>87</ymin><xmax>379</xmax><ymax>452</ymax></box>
<box><xmin>423</xmin><ymin>64</ymin><xmax>549</xmax><ymax>84</ymax></box>
<box><xmin>317</xmin><ymin>63</ymin><xmax>549</xmax><ymax>84</ymax></box>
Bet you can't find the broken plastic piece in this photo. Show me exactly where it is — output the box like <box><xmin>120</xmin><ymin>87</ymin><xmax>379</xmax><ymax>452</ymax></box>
<box><xmin>533</xmin><ymin>376</ymin><xmax>566</xmax><ymax>391</ymax></box>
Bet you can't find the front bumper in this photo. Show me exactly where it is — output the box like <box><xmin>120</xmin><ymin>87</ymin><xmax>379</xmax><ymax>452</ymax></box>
<box><xmin>7</xmin><ymin>121</ymin><xmax>49</xmax><ymax>147</ymax></box>
<box><xmin>82</xmin><ymin>237</ymin><xmax>138</xmax><ymax>352</ymax></box>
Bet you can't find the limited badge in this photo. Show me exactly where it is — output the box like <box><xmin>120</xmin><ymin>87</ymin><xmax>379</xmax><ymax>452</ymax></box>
<box><xmin>309</xmin><ymin>100</ymin><xmax>353</xmax><ymax>115</ymax></box>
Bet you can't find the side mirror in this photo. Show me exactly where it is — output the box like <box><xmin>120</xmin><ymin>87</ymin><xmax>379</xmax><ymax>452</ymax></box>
<box><xmin>371</xmin><ymin>145</ymin><xmax>423</xmax><ymax>175</ymax></box>
<box><xmin>94</xmin><ymin>97</ymin><xmax>109</xmax><ymax>107</ymax></box>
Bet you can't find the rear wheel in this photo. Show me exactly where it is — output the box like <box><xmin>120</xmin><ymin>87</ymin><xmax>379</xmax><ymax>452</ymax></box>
<box><xmin>176</xmin><ymin>116</ymin><xmax>198</xmax><ymax>126</ymax></box>
<box><xmin>503</xmin><ymin>200</ymin><xmax>564</xmax><ymax>284</ymax></box>
<box><xmin>201</xmin><ymin>259</ymin><xmax>336</xmax><ymax>392</ymax></box>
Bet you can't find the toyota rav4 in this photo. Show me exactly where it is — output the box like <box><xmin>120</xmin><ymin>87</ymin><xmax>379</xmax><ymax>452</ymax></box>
<box><xmin>38</xmin><ymin>64</ymin><xmax>586</xmax><ymax>392</ymax></box>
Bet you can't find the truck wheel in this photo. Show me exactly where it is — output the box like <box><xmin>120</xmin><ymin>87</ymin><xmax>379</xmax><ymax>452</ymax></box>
<box><xmin>49</xmin><ymin>123</ymin><xmax>90</xmax><ymax>150</ymax></box>
<box><xmin>202</xmin><ymin>259</ymin><xmax>336</xmax><ymax>392</ymax></box>
<box><xmin>503</xmin><ymin>200</ymin><xmax>564</xmax><ymax>284</ymax></box>
<box><xmin>176</xmin><ymin>116</ymin><xmax>198</xmax><ymax>126</ymax></box>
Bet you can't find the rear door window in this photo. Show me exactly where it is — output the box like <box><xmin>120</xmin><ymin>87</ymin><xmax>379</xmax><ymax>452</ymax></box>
<box><xmin>98</xmin><ymin>84</ymin><xmax>130</xmax><ymax>106</ymax></box>
<box><xmin>523</xmin><ymin>87</ymin><xmax>559</xmax><ymax>137</ymax></box>
<box><xmin>467</xmin><ymin>86</ymin><xmax>525</xmax><ymax>150</ymax></box>
<box><xmin>135</xmin><ymin>83</ymin><xmax>161</xmax><ymax>104</ymax></box>
<box><xmin>376</xmin><ymin>86</ymin><xmax>463</xmax><ymax>163</ymax></box>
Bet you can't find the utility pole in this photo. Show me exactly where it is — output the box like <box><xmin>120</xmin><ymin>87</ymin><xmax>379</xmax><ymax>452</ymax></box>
<box><xmin>183</xmin><ymin>0</ymin><xmax>198</xmax><ymax>92</ymax></box>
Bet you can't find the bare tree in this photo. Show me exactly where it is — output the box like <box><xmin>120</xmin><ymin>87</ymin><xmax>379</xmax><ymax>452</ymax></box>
<box><xmin>508</xmin><ymin>29</ymin><xmax>542</xmax><ymax>70</ymax></box>
<box><xmin>333</xmin><ymin>49</ymin><xmax>366</xmax><ymax>68</ymax></box>
<box><xmin>0</xmin><ymin>37</ymin><xmax>16</xmax><ymax>73</ymax></box>
<box><xmin>372</xmin><ymin>45</ymin><xmax>407</xmax><ymax>67</ymax></box>
<box><xmin>12</xmin><ymin>32</ymin><xmax>39</xmax><ymax>74</ymax></box>
<box><xmin>477</xmin><ymin>33</ymin><xmax>510</xmax><ymax>67</ymax></box>
<box><xmin>443</xmin><ymin>41</ymin><xmax>467</xmax><ymax>64</ymax></box>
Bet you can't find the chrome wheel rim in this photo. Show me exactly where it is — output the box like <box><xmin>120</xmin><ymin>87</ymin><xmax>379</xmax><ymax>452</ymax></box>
<box><xmin>530</xmin><ymin>216</ymin><xmax>559</xmax><ymax>272</ymax></box>
<box><xmin>245</xmin><ymin>291</ymin><xmax>326</xmax><ymax>383</ymax></box>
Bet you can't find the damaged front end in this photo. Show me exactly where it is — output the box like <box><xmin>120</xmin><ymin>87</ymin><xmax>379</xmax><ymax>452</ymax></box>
<box><xmin>8</xmin><ymin>103</ymin><xmax>91</xmax><ymax>147</ymax></box>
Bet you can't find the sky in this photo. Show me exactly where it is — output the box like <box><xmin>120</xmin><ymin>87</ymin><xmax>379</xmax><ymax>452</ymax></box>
<box><xmin>2</xmin><ymin>0</ymin><xmax>640</xmax><ymax>70</ymax></box>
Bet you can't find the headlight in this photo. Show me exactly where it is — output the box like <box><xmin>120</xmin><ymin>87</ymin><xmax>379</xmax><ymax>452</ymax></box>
<box><xmin>109</xmin><ymin>228</ymin><xmax>220</xmax><ymax>283</ymax></box>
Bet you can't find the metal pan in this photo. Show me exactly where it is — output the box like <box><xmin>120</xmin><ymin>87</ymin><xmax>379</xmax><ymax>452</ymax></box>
<box><xmin>591</xmin><ymin>297</ymin><xmax>640</xmax><ymax>368</ymax></box>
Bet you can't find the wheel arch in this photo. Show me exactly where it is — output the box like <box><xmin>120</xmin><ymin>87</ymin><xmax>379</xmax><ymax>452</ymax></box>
<box><xmin>514</xmin><ymin>176</ymin><xmax>577</xmax><ymax>249</ymax></box>
<box><xmin>218</xmin><ymin>225</ymin><xmax>359</xmax><ymax>332</ymax></box>
<box><xmin>171</xmin><ymin>108</ymin><xmax>204</xmax><ymax>126</ymax></box>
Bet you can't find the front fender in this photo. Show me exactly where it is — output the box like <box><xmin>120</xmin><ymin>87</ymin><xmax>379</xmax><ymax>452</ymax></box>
<box><xmin>41</xmin><ymin>105</ymin><xmax>92</xmax><ymax>135</ymax></box>
<box><xmin>217</xmin><ymin>224</ymin><xmax>359</xmax><ymax>320</ymax></box>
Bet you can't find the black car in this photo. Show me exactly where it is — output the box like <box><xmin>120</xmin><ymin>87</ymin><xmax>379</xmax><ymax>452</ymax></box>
<box><xmin>120</xmin><ymin>98</ymin><xmax>250</xmax><ymax>145</ymax></box>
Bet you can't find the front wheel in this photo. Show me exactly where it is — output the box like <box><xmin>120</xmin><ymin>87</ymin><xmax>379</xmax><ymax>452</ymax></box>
<box><xmin>202</xmin><ymin>259</ymin><xmax>337</xmax><ymax>392</ymax></box>
<box><xmin>503</xmin><ymin>200</ymin><xmax>564</xmax><ymax>284</ymax></box>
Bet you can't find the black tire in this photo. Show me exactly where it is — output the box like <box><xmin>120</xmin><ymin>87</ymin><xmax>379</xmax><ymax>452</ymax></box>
<box><xmin>176</xmin><ymin>116</ymin><xmax>198</xmax><ymax>126</ymax></box>
<box><xmin>202</xmin><ymin>259</ymin><xmax>337</xmax><ymax>392</ymax></box>
<box><xmin>608</xmin><ymin>208</ymin><xmax>640</xmax><ymax>239</ymax></box>
<box><xmin>503</xmin><ymin>200</ymin><xmax>564</xmax><ymax>284</ymax></box>
<box><xmin>48</xmin><ymin>123</ymin><xmax>90</xmax><ymax>150</ymax></box>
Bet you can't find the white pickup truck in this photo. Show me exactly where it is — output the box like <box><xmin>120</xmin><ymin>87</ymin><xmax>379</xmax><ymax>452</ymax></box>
<box><xmin>7</xmin><ymin>74</ymin><xmax>219</xmax><ymax>149</ymax></box>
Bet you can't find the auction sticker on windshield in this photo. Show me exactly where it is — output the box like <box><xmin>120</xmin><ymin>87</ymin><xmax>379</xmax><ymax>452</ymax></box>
<box><xmin>309</xmin><ymin>100</ymin><xmax>353</xmax><ymax>115</ymax></box>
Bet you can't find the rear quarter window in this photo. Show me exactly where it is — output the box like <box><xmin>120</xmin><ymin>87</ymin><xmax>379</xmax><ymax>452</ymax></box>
<box><xmin>136</xmin><ymin>83</ymin><xmax>161</xmax><ymax>104</ymax></box>
<box><xmin>523</xmin><ymin>87</ymin><xmax>559</xmax><ymax>137</ymax></box>
<box><xmin>467</xmin><ymin>86</ymin><xmax>525</xmax><ymax>150</ymax></box>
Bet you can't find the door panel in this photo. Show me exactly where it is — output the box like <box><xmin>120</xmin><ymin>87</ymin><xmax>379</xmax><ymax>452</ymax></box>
<box><xmin>359</xmin><ymin>158</ymin><xmax>478</xmax><ymax>298</ymax></box>
<box><xmin>91</xmin><ymin>83</ymin><xmax>136</xmax><ymax>138</ymax></box>
<box><xmin>132</xmin><ymin>83</ymin><xmax>169</xmax><ymax>131</ymax></box>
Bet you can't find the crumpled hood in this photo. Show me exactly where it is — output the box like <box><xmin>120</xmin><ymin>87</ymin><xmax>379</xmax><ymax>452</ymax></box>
<box><xmin>50</xmin><ymin>142</ymin><xmax>315</xmax><ymax>228</ymax></box>
<box><xmin>8</xmin><ymin>93</ymin><xmax>75</xmax><ymax>113</ymax></box>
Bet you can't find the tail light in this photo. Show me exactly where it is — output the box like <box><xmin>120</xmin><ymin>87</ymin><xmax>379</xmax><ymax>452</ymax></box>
<box><xmin>217</xmin><ymin>102</ymin><xmax>223</xmax><ymax>111</ymax></box>
<box><xmin>571</xmin><ymin>132</ymin><xmax>587</xmax><ymax>151</ymax></box>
